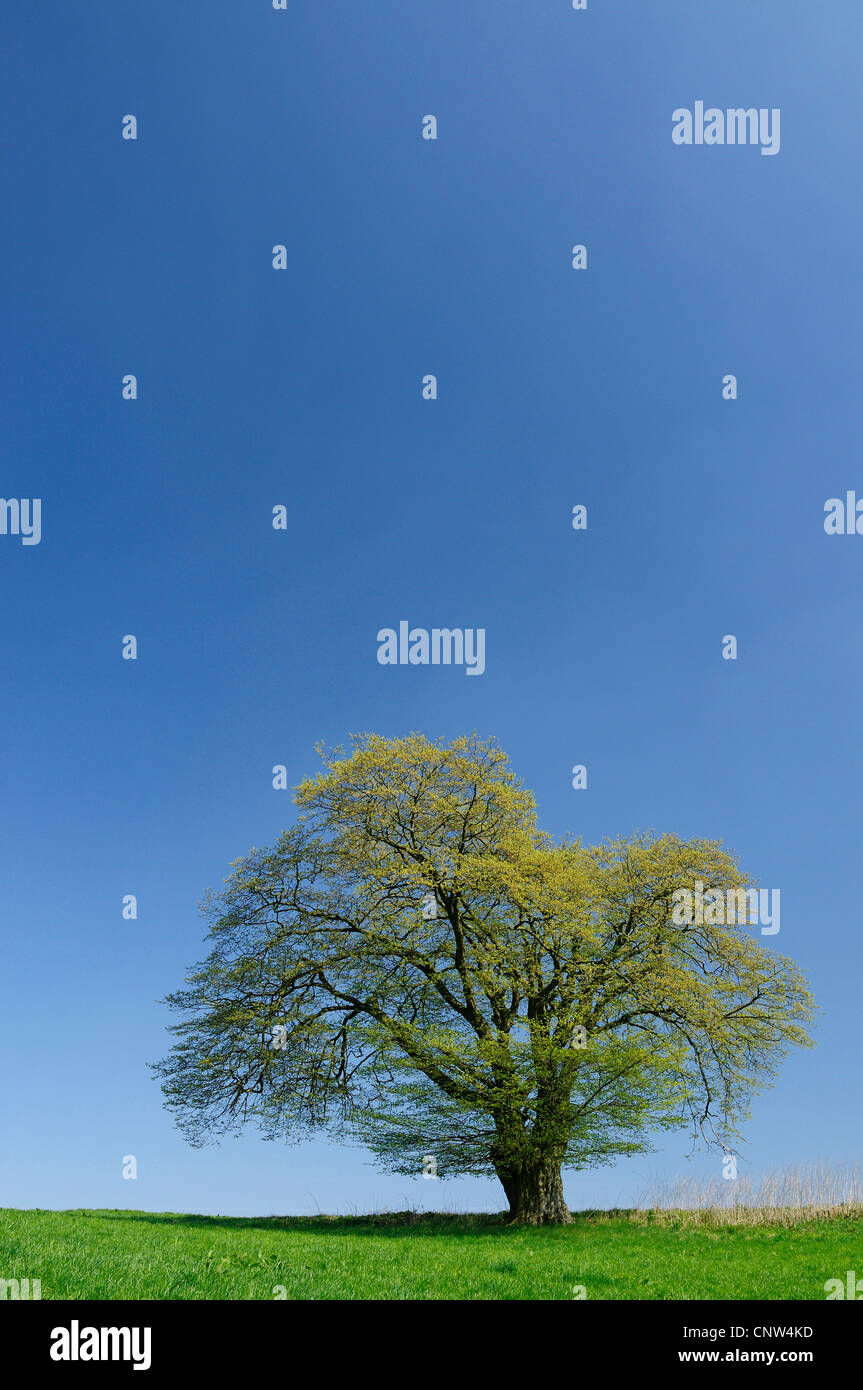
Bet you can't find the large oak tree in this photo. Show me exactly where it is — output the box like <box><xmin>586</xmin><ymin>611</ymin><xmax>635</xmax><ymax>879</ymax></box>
<box><xmin>153</xmin><ymin>733</ymin><xmax>814</xmax><ymax>1224</ymax></box>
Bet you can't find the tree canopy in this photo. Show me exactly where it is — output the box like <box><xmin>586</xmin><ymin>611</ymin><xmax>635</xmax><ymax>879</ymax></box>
<box><xmin>153</xmin><ymin>733</ymin><xmax>814</xmax><ymax>1223</ymax></box>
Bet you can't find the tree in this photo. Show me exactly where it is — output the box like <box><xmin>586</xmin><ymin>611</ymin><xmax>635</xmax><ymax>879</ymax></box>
<box><xmin>153</xmin><ymin>733</ymin><xmax>815</xmax><ymax>1225</ymax></box>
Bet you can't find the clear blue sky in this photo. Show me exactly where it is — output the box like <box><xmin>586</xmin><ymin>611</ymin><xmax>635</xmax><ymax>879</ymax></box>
<box><xmin>2</xmin><ymin>0</ymin><xmax>861</xmax><ymax>1217</ymax></box>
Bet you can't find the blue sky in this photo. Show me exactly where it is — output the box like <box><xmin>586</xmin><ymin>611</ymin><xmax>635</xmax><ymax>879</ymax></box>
<box><xmin>2</xmin><ymin>0</ymin><xmax>861</xmax><ymax>1217</ymax></box>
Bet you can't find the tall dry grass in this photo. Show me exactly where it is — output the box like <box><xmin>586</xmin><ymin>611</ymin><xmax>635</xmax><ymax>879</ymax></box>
<box><xmin>635</xmin><ymin>1160</ymin><xmax>863</xmax><ymax>1226</ymax></box>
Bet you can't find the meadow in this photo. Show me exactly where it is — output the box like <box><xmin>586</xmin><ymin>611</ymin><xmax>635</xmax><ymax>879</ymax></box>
<box><xmin>1</xmin><ymin>1205</ymin><xmax>860</xmax><ymax>1301</ymax></box>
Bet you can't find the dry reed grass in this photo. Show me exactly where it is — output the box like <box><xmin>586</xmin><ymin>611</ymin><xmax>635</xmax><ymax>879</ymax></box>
<box><xmin>631</xmin><ymin>1161</ymin><xmax>863</xmax><ymax>1227</ymax></box>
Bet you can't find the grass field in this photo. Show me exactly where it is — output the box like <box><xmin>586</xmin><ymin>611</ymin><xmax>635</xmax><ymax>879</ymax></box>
<box><xmin>1</xmin><ymin>1207</ymin><xmax>860</xmax><ymax>1300</ymax></box>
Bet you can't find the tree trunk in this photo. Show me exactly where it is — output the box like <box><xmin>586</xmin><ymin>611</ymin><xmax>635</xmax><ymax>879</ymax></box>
<box><xmin>496</xmin><ymin>1154</ymin><xmax>572</xmax><ymax>1225</ymax></box>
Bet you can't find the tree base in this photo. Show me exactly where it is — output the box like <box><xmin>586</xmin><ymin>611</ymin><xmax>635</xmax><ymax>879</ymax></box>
<box><xmin>504</xmin><ymin>1208</ymin><xmax>573</xmax><ymax>1227</ymax></box>
<box><xmin>498</xmin><ymin>1157</ymin><xmax>572</xmax><ymax>1225</ymax></box>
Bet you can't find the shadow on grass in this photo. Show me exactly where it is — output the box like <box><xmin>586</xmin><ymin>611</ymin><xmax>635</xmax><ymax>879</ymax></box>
<box><xmin>58</xmin><ymin>1209</ymin><xmax>631</xmax><ymax>1238</ymax></box>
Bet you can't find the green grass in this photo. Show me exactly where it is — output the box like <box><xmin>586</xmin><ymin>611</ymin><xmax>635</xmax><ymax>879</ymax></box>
<box><xmin>0</xmin><ymin>1207</ymin><xmax>858</xmax><ymax>1300</ymax></box>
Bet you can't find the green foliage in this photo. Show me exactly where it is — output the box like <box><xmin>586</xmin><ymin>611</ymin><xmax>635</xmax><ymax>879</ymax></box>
<box><xmin>152</xmin><ymin>733</ymin><xmax>815</xmax><ymax>1194</ymax></box>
